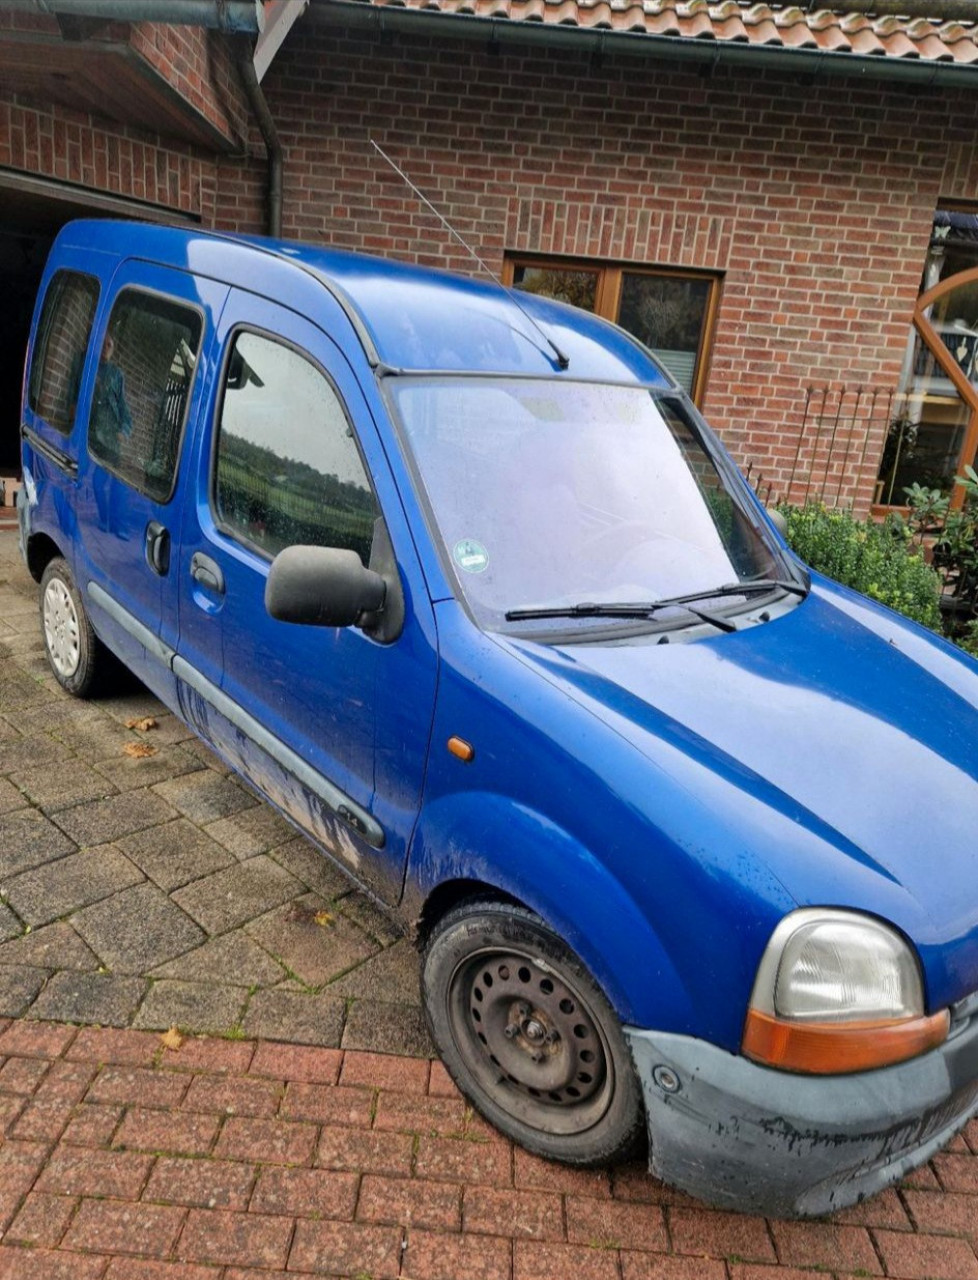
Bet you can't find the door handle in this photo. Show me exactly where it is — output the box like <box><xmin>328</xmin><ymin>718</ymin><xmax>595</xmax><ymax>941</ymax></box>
<box><xmin>190</xmin><ymin>551</ymin><xmax>225</xmax><ymax>595</ymax></box>
<box><xmin>145</xmin><ymin>521</ymin><xmax>170</xmax><ymax>576</ymax></box>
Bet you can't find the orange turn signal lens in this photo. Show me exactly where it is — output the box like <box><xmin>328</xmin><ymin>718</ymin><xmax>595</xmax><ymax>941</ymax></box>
<box><xmin>742</xmin><ymin>1006</ymin><xmax>950</xmax><ymax>1075</ymax></box>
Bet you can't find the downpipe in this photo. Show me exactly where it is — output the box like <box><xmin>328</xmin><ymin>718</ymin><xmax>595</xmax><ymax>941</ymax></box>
<box><xmin>233</xmin><ymin>34</ymin><xmax>284</xmax><ymax>239</ymax></box>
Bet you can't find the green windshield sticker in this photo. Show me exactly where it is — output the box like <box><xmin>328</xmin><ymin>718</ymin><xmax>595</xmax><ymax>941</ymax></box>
<box><xmin>453</xmin><ymin>539</ymin><xmax>489</xmax><ymax>574</ymax></box>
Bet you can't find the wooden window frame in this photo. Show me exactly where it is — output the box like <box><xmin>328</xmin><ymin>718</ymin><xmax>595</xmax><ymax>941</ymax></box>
<box><xmin>502</xmin><ymin>254</ymin><xmax>721</xmax><ymax>406</ymax></box>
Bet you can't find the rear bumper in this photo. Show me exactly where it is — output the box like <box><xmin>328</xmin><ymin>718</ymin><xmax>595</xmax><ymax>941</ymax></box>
<box><xmin>625</xmin><ymin>1004</ymin><xmax>978</xmax><ymax>1217</ymax></box>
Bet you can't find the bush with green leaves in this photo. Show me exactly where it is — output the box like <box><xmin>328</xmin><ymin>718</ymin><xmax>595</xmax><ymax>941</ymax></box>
<box><xmin>778</xmin><ymin>502</ymin><xmax>943</xmax><ymax>631</ymax></box>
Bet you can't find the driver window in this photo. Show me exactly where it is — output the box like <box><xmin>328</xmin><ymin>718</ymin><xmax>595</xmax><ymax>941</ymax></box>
<box><xmin>213</xmin><ymin>330</ymin><xmax>379</xmax><ymax>563</ymax></box>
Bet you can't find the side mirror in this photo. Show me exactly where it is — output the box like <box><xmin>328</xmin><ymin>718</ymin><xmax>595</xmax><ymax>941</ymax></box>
<box><xmin>265</xmin><ymin>546</ymin><xmax>386</xmax><ymax>629</ymax></box>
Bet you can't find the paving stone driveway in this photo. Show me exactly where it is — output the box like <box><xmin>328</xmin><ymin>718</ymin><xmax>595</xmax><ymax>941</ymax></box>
<box><xmin>0</xmin><ymin>530</ymin><xmax>430</xmax><ymax>1057</ymax></box>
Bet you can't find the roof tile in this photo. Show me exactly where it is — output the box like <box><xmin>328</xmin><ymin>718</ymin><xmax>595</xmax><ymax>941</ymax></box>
<box><xmin>358</xmin><ymin>0</ymin><xmax>978</xmax><ymax>66</ymax></box>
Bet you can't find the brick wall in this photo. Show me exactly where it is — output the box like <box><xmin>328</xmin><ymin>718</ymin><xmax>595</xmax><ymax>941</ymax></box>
<box><xmin>220</xmin><ymin>21</ymin><xmax>978</xmax><ymax>512</ymax></box>
<box><xmin>0</xmin><ymin>92</ymin><xmax>218</xmax><ymax>219</ymax></box>
<box><xmin>127</xmin><ymin>22</ymin><xmax>249</xmax><ymax>145</ymax></box>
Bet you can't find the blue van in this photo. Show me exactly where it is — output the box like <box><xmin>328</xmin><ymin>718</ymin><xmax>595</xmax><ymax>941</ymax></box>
<box><xmin>19</xmin><ymin>219</ymin><xmax>978</xmax><ymax>1216</ymax></box>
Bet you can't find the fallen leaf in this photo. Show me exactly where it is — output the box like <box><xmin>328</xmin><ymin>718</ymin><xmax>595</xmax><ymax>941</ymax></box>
<box><xmin>123</xmin><ymin>742</ymin><xmax>158</xmax><ymax>759</ymax></box>
<box><xmin>160</xmin><ymin>1027</ymin><xmax>184</xmax><ymax>1051</ymax></box>
<box><xmin>314</xmin><ymin>910</ymin><xmax>334</xmax><ymax>927</ymax></box>
<box><xmin>125</xmin><ymin>716</ymin><xmax>159</xmax><ymax>731</ymax></box>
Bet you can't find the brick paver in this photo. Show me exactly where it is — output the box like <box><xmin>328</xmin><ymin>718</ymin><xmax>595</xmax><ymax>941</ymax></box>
<box><xmin>0</xmin><ymin>1022</ymin><xmax>971</xmax><ymax>1277</ymax></box>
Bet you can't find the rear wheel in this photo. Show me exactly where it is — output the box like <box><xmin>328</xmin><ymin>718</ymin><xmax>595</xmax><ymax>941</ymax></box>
<box><xmin>422</xmin><ymin>900</ymin><xmax>644</xmax><ymax>1166</ymax></box>
<box><xmin>40</xmin><ymin>557</ymin><xmax>102</xmax><ymax>698</ymax></box>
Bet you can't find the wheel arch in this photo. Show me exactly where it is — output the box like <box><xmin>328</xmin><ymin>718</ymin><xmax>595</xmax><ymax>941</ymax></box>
<box><xmin>405</xmin><ymin>791</ymin><xmax>695</xmax><ymax>1032</ymax></box>
<box><xmin>25</xmin><ymin>531</ymin><xmax>64</xmax><ymax>583</ymax></box>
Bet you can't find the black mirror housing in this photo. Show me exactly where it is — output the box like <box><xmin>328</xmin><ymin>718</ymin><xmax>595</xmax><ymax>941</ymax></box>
<box><xmin>265</xmin><ymin>546</ymin><xmax>387</xmax><ymax>629</ymax></box>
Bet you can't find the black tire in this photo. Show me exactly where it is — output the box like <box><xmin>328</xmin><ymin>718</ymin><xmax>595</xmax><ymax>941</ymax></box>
<box><xmin>39</xmin><ymin>557</ymin><xmax>103</xmax><ymax>698</ymax></box>
<box><xmin>421</xmin><ymin>899</ymin><xmax>645</xmax><ymax>1167</ymax></box>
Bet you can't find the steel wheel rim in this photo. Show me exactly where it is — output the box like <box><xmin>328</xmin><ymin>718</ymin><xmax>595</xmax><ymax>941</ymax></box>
<box><xmin>447</xmin><ymin>945</ymin><xmax>615</xmax><ymax>1136</ymax></box>
<box><xmin>43</xmin><ymin>578</ymin><xmax>81</xmax><ymax>678</ymax></box>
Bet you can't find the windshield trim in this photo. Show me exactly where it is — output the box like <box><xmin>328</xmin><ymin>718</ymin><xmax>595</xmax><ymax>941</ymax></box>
<box><xmin>381</xmin><ymin>375</ymin><xmax>804</xmax><ymax>639</ymax></box>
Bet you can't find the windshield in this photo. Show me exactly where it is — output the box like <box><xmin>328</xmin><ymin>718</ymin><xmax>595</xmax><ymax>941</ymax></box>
<box><xmin>390</xmin><ymin>377</ymin><xmax>786</xmax><ymax>631</ymax></box>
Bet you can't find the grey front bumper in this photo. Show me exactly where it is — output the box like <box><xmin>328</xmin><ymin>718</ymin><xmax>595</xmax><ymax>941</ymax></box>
<box><xmin>625</xmin><ymin>1009</ymin><xmax>978</xmax><ymax>1217</ymax></box>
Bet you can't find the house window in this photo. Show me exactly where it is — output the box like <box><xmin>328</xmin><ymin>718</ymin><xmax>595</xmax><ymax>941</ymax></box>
<box><xmin>505</xmin><ymin>257</ymin><xmax>719</xmax><ymax>404</ymax></box>
<box><xmin>875</xmin><ymin>211</ymin><xmax>978</xmax><ymax>509</ymax></box>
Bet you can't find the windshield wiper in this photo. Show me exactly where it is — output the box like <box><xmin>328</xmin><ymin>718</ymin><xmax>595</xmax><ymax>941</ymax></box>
<box><xmin>505</xmin><ymin>578</ymin><xmax>807</xmax><ymax>630</ymax></box>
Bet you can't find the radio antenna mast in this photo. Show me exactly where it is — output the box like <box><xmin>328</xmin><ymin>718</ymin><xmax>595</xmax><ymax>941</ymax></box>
<box><xmin>369</xmin><ymin>139</ymin><xmax>569</xmax><ymax>370</ymax></box>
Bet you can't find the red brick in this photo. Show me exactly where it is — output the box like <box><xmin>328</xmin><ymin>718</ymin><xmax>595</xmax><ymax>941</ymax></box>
<box><xmin>340</xmin><ymin>1049</ymin><xmax>429</xmax><ymax>1094</ymax></box>
<box><xmin>903</xmin><ymin>1189</ymin><xmax>978</xmax><ymax>1235</ymax></box>
<box><xmin>668</xmin><ymin>1207</ymin><xmax>775</xmax><ymax>1262</ymax></box>
<box><xmin>87</xmin><ymin>1066</ymin><xmax>189</xmax><ymax>1110</ymax></box>
<box><xmin>464</xmin><ymin>1186</ymin><xmax>564</xmax><ymax>1240</ymax></box>
<box><xmin>36</xmin><ymin>1147</ymin><xmax>153</xmax><ymax>1200</ymax></box>
<box><xmin>250</xmin><ymin>1165</ymin><xmax>358</xmax><ymax>1219</ymax></box>
<box><xmin>566</xmin><ymin>1195</ymin><xmax>667</xmax><ymax>1251</ymax></box>
<box><xmin>769</xmin><ymin>1220</ymin><xmax>881</xmax><ymax>1273</ymax></box>
<box><xmin>114</xmin><ymin>1107</ymin><xmax>220</xmax><ymax>1157</ymax></box>
<box><xmin>281</xmin><ymin>1081</ymin><xmax>373</xmax><ymax>1127</ymax></box>
<box><xmin>144</xmin><ymin>1155</ymin><xmax>256</xmax><ymax>1211</ymax></box>
<box><xmin>0</xmin><ymin>1093</ymin><xmax>25</xmax><ymax>1134</ymax></box>
<box><xmin>181</xmin><ymin>1075</ymin><xmax>281</xmax><ymax>1117</ymax></box>
<box><xmin>9</xmin><ymin>1100</ymin><xmax>71</xmax><ymax>1144</ymax></box>
<box><xmin>104</xmin><ymin>1261</ymin><xmax>220</xmax><ymax>1280</ymax></box>
<box><xmin>0</xmin><ymin>1246</ymin><xmax>107</xmax><ymax>1279</ymax></box>
<box><xmin>64</xmin><ymin>1199</ymin><xmax>186</xmax><ymax>1257</ymax></box>
<box><xmin>515</xmin><ymin>1147</ymin><xmax>612</xmax><ymax>1197</ymax></box>
<box><xmin>402</xmin><ymin>1226</ymin><xmax>511</xmax><ymax>1280</ymax></box>
<box><xmin>830</xmin><ymin>1186</ymin><xmax>912</xmax><ymax>1229</ymax></box>
<box><xmin>61</xmin><ymin>1103</ymin><xmax>123</xmax><ymax>1147</ymax></box>
<box><xmin>289</xmin><ymin>1218</ymin><xmax>403</xmax><ymax>1276</ymax></box>
<box><xmin>213</xmin><ymin>1115</ymin><xmax>318</xmax><ymax>1165</ymax></box>
<box><xmin>250</xmin><ymin>1041</ymin><xmax>342</xmax><ymax>1084</ymax></box>
<box><xmin>5</xmin><ymin>1192</ymin><xmax>77</xmax><ymax>1248</ymax></box>
<box><xmin>0</xmin><ymin>1055</ymin><xmax>51</xmax><ymax>1094</ymax></box>
<box><xmin>358</xmin><ymin>1173</ymin><xmax>461</xmax><ymax>1230</ymax></box>
<box><xmin>934</xmin><ymin>1153</ymin><xmax>978</xmax><ymax>1194</ymax></box>
<box><xmin>34</xmin><ymin>1060</ymin><xmax>97</xmax><ymax>1104</ymax></box>
<box><xmin>429</xmin><ymin>1060</ymin><xmax>463</xmax><ymax>1098</ymax></box>
<box><xmin>179</xmin><ymin>1209</ymin><xmax>293</xmax><ymax>1269</ymax></box>
<box><xmin>373</xmin><ymin>1093</ymin><xmax>468</xmax><ymax>1136</ymax></box>
<box><xmin>67</xmin><ymin>1027</ymin><xmax>160</xmax><ymax>1067</ymax></box>
<box><xmin>515</xmin><ymin>1240</ymin><xmax>619</xmax><ymax>1280</ymax></box>
<box><xmin>0</xmin><ymin>1023</ymin><xmax>74</xmax><ymax>1060</ymax></box>
<box><xmin>316</xmin><ymin>1123</ymin><xmax>415</xmax><ymax>1176</ymax></box>
<box><xmin>158</xmin><ymin>1037</ymin><xmax>255</xmax><ymax>1075</ymax></box>
<box><xmin>416</xmin><ymin>1136</ymin><xmax>512</xmax><ymax>1186</ymax></box>
<box><xmin>901</xmin><ymin>1162</ymin><xmax>944</xmax><ymax>1191</ymax></box>
<box><xmin>624</xmin><ymin>1257</ymin><xmax>727</xmax><ymax>1280</ymax></box>
<box><xmin>874</xmin><ymin>1229</ymin><xmax>978</xmax><ymax>1279</ymax></box>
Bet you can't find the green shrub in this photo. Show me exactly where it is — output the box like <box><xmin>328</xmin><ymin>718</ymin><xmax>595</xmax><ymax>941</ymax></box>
<box><xmin>778</xmin><ymin>502</ymin><xmax>943</xmax><ymax>631</ymax></box>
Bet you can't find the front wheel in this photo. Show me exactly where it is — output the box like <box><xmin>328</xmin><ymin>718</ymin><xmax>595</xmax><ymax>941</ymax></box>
<box><xmin>421</xmin><ymin>900</ymin><xmax>644</xmax><ymax>1166</ymax></box>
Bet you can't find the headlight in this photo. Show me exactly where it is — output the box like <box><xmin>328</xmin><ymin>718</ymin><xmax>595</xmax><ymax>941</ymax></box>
<box><xmin>743</xmin><ymin>909</ymin><xmax>949</xmax><ymax>1074</ymax></box>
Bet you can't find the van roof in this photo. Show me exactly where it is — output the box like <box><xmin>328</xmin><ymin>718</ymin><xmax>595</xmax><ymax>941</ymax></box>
<box><xmin>54</xmin><ymin>219</ymin><xmax>671</xmax><ymax>386</ymax></box>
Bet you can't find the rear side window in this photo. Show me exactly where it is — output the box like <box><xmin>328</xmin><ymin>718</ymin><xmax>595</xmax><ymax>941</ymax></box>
<box><xmin>88</xmin><ymin>288</ymin><xmax>203</xmax><ymax>502</ymax></box>
<box><xmin>214</xmin><ymin>330</ymin><xmax>379</xmax><ymax>563</ymax></box>
<box><xmin>28</xmin><ymin>270</ymin><xmax>100</xmax><ymax>435</ymax></box>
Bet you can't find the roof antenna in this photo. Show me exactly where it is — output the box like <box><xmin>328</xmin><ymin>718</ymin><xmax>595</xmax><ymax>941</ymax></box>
<box><xmin>369</xmin><ymin>138</ymin><xmax>570</xmax><ymax>370</ymax></box>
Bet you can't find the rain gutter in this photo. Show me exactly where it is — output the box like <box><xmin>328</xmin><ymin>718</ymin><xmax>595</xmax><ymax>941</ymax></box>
<box><xmin>4</xmin><ymin>0</ymin><xmax>263</xmax><ymax>31</ymax></box>
<box><xmin>313</xmin><ymin>2</ymin><xmax>978</xmax><ymax>89</ymax></box>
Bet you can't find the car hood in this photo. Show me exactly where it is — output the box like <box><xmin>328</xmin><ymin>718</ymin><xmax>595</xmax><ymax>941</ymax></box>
<box><xmin>503</xmin><ymin>579</ymin><xmax>978</xmax><ymax>1007</ymax></box>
